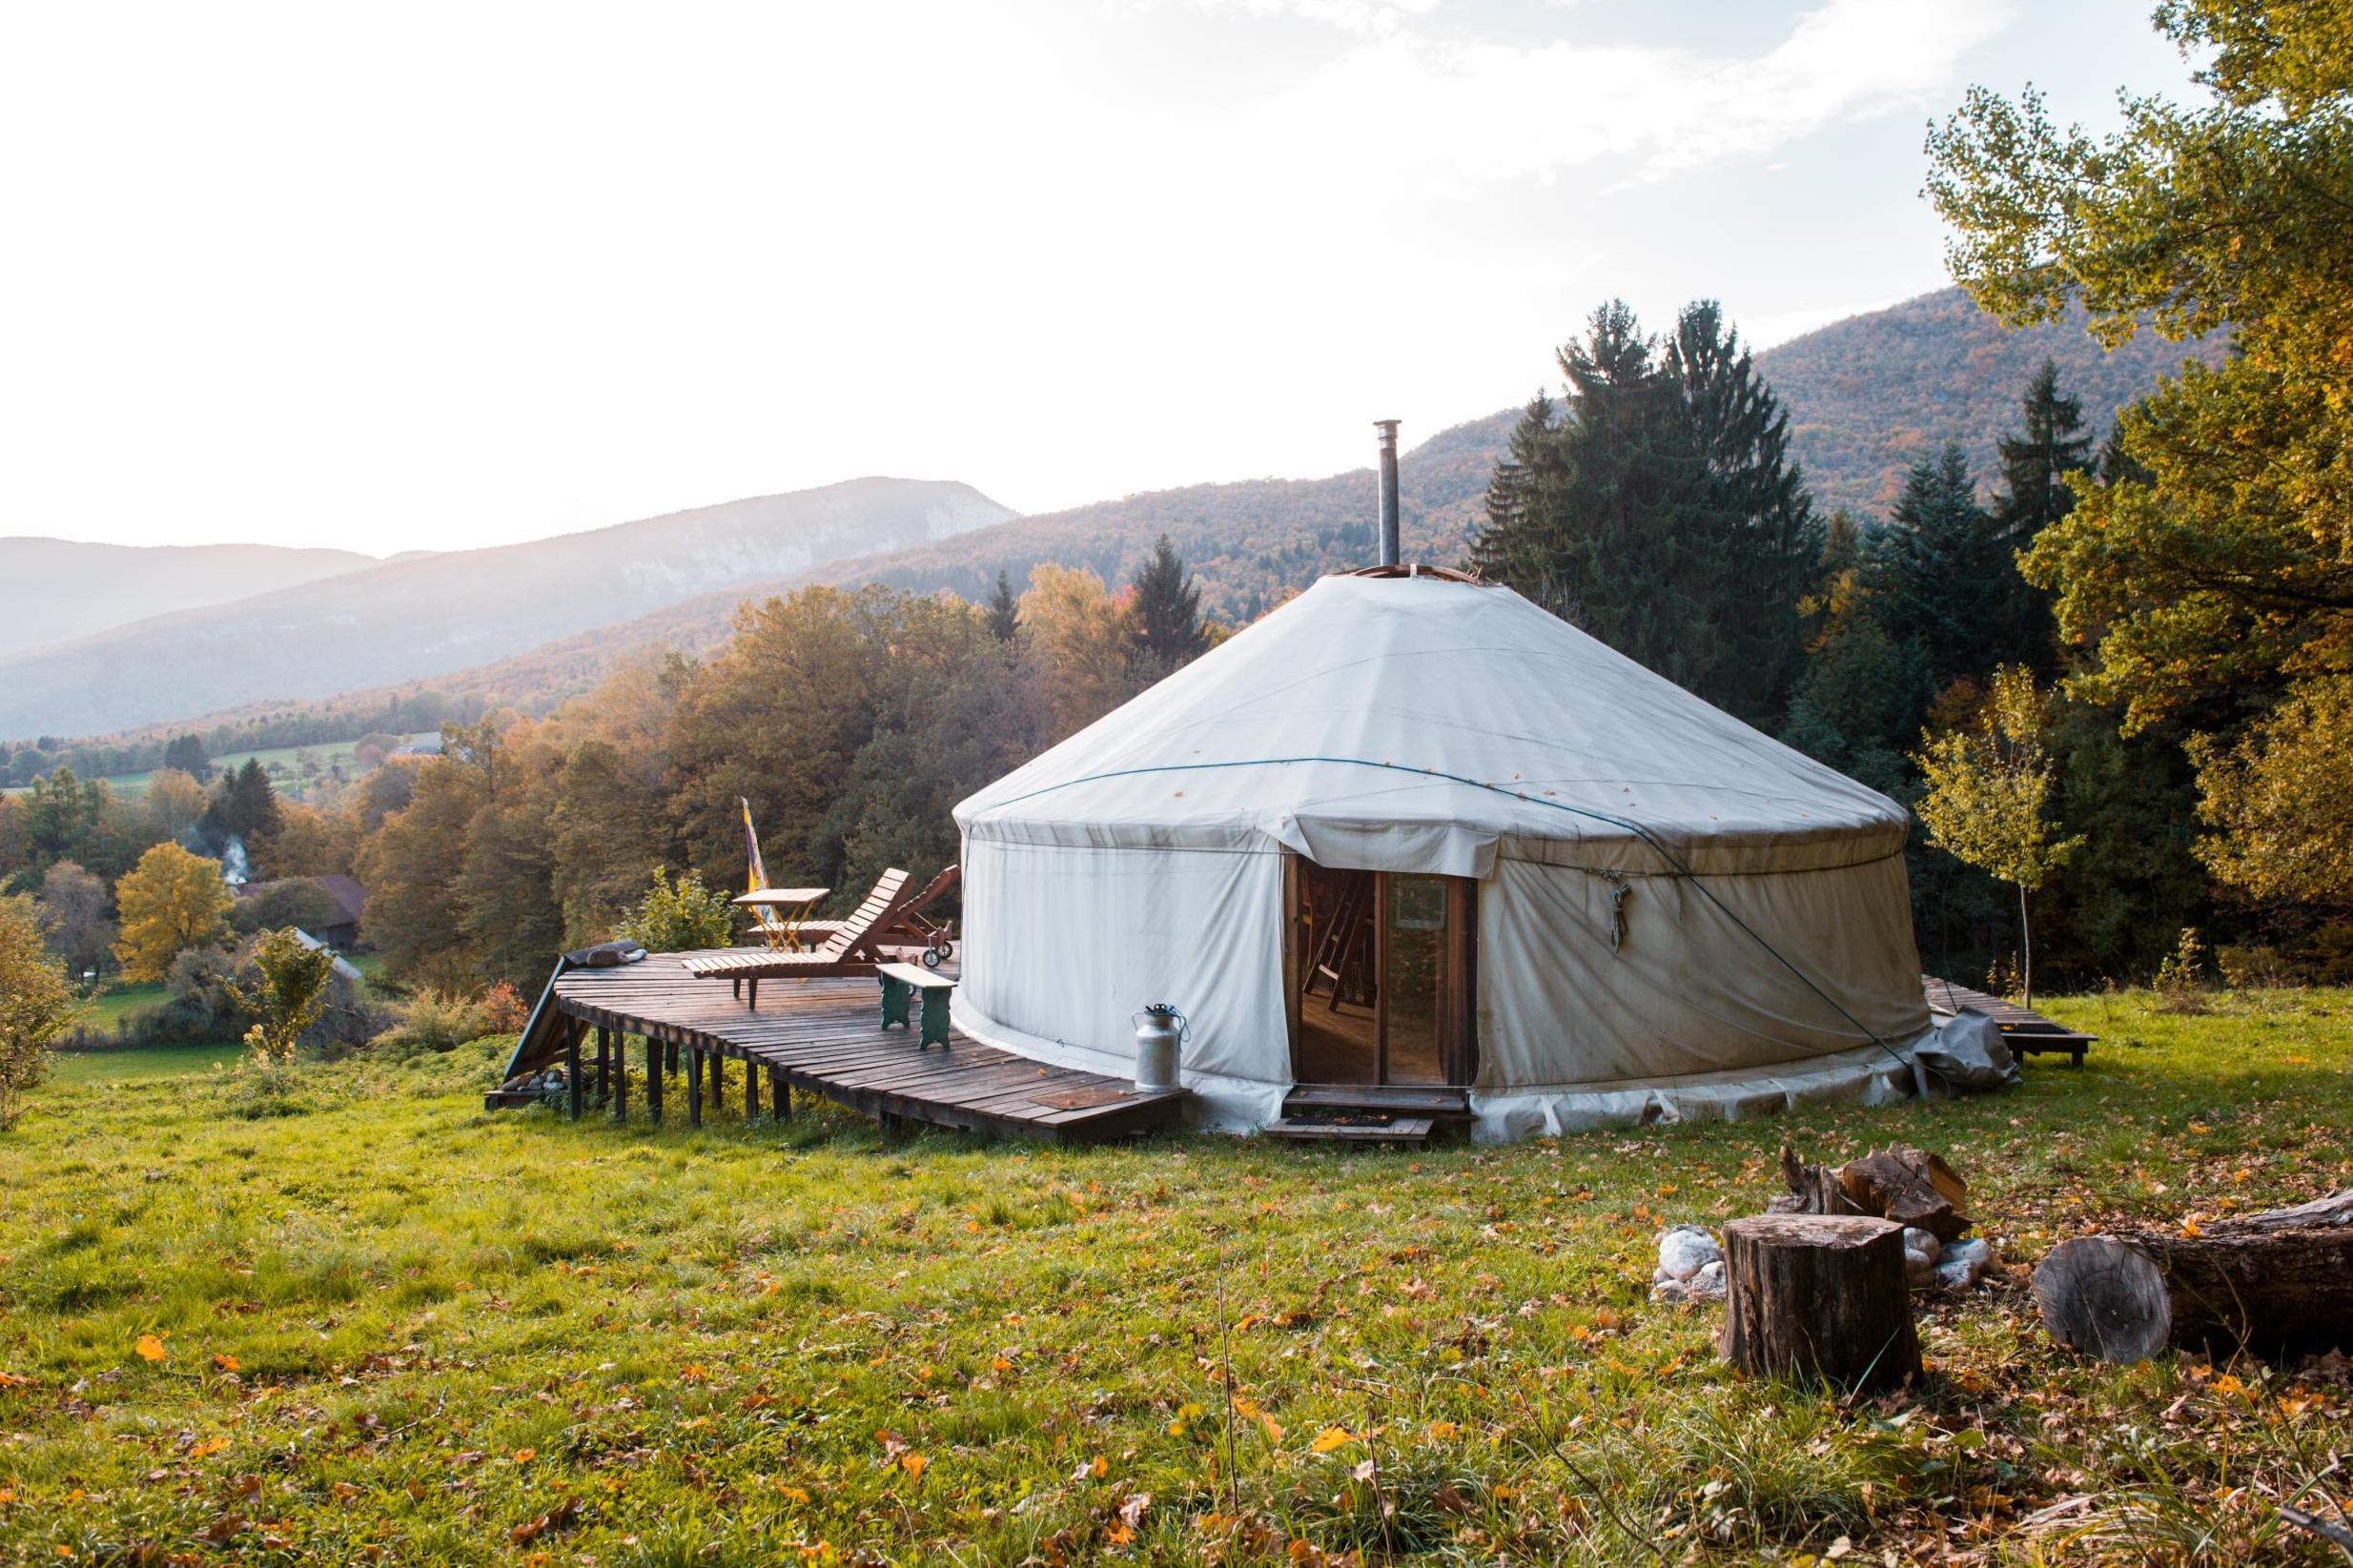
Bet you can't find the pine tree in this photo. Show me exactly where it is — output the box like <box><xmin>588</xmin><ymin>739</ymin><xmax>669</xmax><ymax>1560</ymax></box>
<box><xmin>1665</xmin><ymin>300</ymin><xmax>1823</xmax><ymax>722</ymax></box>
<box><xmin>161</xmin><ymin>733</ymin><xmax>212</xmax><ymax>783</ymax></box>
<box><xmin>1988</xmin><ymin>360</ymin><xmax>2091</xmax><ymax>668</ymax></box>
<box><xmin>1129</xmin><ymin>535</ymin><xmax>1207</xmax><ymax>671</ymax></box>
<box><xmin>1864</xmin><ymin>441</ymin><xmax>2012</xmax><ymax>689</ymax></box>
<box><xmin>985</xmin><ymin>569</ymin><xmax>1021</xmax><ymax>642</ymax></box>
<box><xmin>201</xmin><ymin>758</ymin><xmax>282</xmax><ymax>848</ymax></box>
<box><xmin>1467</xmin><ymin>301</ymin><xmax>1744</xmax><ymax>712</ymax></box>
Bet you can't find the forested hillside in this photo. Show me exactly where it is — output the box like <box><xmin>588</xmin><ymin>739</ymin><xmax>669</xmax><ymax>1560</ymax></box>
<box><xmin>1767</xmin><ymin>288</ymin><xmax>2227</xmax><ymax>515</ymax></box>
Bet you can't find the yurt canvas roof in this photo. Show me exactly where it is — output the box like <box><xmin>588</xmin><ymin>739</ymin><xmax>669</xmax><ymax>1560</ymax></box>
<box><xmin>957</xmin><ymin>572</ymin><xmax>1910</xmax><ymax>878</ymax></box>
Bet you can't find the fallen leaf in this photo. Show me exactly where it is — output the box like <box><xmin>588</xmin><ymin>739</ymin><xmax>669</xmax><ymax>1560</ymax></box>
<box><xmin>212</xmin><ymin>1354</ymin><xmax>239</xmax><ymax>1374</ymax></box>
<box><xmin>899</xmin><ymin>1454</ymin><xmax>926</xmax><ymax>1479</ymax></box>
<box><xmin>134</xmin><ymin>1334</ymin><xmax>168</xmax><ymax>1363</ymax></box>
<box><xmin>1310</xmin><ymin>1427</ymin><xmax>1356</xmax><ymax>1455</ymax></box>
<box><xmin>189</xmin><ymin>1437</ymin><xmax>230</xmax><ymax>1459</ymax></box>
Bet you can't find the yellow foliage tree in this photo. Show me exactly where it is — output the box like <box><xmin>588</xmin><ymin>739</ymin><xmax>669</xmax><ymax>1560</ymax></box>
<box><xmin>0</xmin><ymin>893</ymin><xmax>77</xmax><ymax>1130</ymax></box>
<box><xmin>1019</xmin><ymin>564</ymin><xmax>1134</xmax><ymax>739</ymax></box>
<box><xmin>112</xmin><ymin>842</ymin><xmax>235</xmax><ymax>983</ymax></box>
<box><xmin>1913</xmin><ymin>666</ymin><xmax>2083</xmax><ymax>1007</ymax></box>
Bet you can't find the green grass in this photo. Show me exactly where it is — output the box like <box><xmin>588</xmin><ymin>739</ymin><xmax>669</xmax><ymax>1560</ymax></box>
<box><xmin>47</xmin><ymin>1044</ymin><xmax>246</xmax><ymax>1086</ymax></box>
<box><xmin>10</xmin><ymin>732</ymin><xmax>434</xmax><ymax>802</ymax></box>
<box><xmin>2</xmin><ymin>990</ymin><xmax>2349</xmax><ymax>1564</ymax></box>
<box><xmin>75</xmin><ymin>981</ymin><xmax>167</xmax><ymax>1029</ymax></box>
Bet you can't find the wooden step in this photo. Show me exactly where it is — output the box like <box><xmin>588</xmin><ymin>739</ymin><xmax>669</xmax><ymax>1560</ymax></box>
<box><xmin>1263</xmin><ymin>1114</ymin><xmax>1435</xmax><ymax>1148</ymax></box>
<box><xmin>1283</xmin><ymin>1083</ymin><xmax>1470</xmax><ymax>1118</ymax></box>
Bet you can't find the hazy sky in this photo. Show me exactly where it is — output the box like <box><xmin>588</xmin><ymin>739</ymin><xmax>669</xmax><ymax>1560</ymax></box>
<box><xmin>1</xmin><ymin>1</ymin><xmax>2194</xmax><ymax>554</ymax></box>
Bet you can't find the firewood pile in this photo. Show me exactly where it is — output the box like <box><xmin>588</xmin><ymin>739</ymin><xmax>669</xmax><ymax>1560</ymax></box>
<box><xmin>1651</xmin><ymin>1143</ymin><xmax>1996</xmax><ymax>1304</ymax></box>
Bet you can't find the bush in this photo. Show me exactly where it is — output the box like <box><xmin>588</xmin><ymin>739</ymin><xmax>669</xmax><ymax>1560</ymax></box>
<box><xmin>233</xmin><ymin>928</ymin><xmax>337</xmax><ymax>1068</ymax></box>
<box><xmin>616</xmin><ymin>866</ymin><xmax>736</xmax><ymax>953</ymax></box>
<box><xmin>480</xmin><ymin>980</ymin><xmax>530</xmax><ymax>1033</ymax></box>
<box><xmin>0</xmin><ymin>894</ymin><xmax>76</xmax><ymax>1129</ymax></box>
<box><xmin>370</xmin><ymin>988</ymin><xmax>490</xmax><ymax>1059</ymax></box>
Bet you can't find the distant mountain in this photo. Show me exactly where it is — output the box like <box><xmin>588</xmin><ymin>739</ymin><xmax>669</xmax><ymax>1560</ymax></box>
<box><xmin>1762</xmin><ymin>287</ymin><xmax>2226</xmax><ymax>517</ymax></box>
<box><xmin>0</xmin><ymin>479</ymin><xmax>1013</xmax><ymax>740</ymax></box>
<box><xmin>0</xmin><ymin>539</ymin><xmax>377</xmax><ymax>661</ymax></box>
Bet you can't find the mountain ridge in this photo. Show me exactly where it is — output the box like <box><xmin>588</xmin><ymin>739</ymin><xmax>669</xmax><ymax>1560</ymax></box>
<box><xmin>0</xmin><ymin>478</ymin><xmax>1013</xmax><ymax>739</ymax></box>
<box><xmin>0</xmin><ymin>539</ymin><xmax>379</xmax><ymax>664</ymax></box>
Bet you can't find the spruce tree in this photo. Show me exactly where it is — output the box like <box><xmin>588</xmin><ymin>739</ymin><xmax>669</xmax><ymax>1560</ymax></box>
<box><xmin>985</xmin><ymin>569</ymin><xmax>1020</xmax><ymax>641</ymax></box>
<box><xmin>1665</xmin><ymin>300</ymin><xmax>1822</xmax><ymax>721</ymax></box>
<box><xmin>1471</xmin><ymin>299</ymin><xmax>1813</xmax><ymax>720</ymax></box>
<box><xmin>1988</xmin><ymin>361</ymin><xmax>2091</xmax><ymax>668</ymax></box>
<box><xmin>1863</xmin><ymin>441</ymin><xmax>2011</xmax><ymax>689</ymax></box>
<box><xmin>161</xmin><ymin>733</ymin><xmax>212</xmax><ymax>783</ymax></box>
<box><xmin>1129</xmin><ymin>536</ymin><xmax>1207</xmax><ymax>671</ymax></box>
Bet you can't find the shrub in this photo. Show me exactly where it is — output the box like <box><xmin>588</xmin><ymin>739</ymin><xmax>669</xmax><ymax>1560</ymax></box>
<box><xmin>616</xmin><ymin>866</ymin><xmax>735</xmax><ymax>953</ymax></box>
<box><xmin>233</xmin><ymin>928</ymin><xmax>338</xmax><ymax>1068</ymax></box>
<box><xmin>2155</xmin><ymin>927</ymin><xmax>2212</xmax><ymax>1014</ymax></box>
<box><xmin>370</xmin><ymin>988</ymin><xmax>490</xmax><ymax>1059</ymax></box>
<box><xmin>480</xmin><ymin>980</ymin><xmax>531</xmax><ymax>1033</ymax></box>
<box><xmin>0</xmin><ymin>894</ymin><xmax>77</xmax><ymax>1130</ymax></box>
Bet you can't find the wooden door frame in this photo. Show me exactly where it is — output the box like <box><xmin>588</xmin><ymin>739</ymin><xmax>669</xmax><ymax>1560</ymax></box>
<box><xmin>1287</xmin><ymin>855</ymin><xmax>1478</xmax><ymax>1089</ymax></box>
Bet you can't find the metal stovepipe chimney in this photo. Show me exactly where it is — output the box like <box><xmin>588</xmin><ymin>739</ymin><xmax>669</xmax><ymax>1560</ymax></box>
<box><xmin>1374</xmin><ymin>419</ymin><xmax>1401</xmax><ymax>567</ymax></box>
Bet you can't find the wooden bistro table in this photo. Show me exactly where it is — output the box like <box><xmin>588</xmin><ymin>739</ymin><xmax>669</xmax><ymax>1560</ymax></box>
<box><xmin>732</xmin><ymin>886</ymin><xmax>830</xmax><ymax>952</ymax></box>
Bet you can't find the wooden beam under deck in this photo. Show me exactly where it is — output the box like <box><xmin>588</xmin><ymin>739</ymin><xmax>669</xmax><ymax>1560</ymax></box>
<box><xmin>535</xmin><ymin>948</ymin><xmax>1186</xmax><ymax>1144</ymax></box>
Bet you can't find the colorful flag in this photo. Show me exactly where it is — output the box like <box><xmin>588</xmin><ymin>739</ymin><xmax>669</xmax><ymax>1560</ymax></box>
<box><xmin>741</xmin><ymin>797</ymin><xmax>768</xmax><ymax>894</ymax></box>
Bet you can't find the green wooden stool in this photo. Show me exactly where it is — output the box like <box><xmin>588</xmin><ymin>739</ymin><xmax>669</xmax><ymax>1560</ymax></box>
<box><xmin>878</xmin><ymin>963</ymin><xmax>956</xmax><ymax>1049</ymax></box>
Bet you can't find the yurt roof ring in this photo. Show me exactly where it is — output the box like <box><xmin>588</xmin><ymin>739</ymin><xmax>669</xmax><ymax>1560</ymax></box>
<box><xmin>982</xmin><ymin>752</ymin><xmax>1914</xmax><ymax>1073</ymax></box>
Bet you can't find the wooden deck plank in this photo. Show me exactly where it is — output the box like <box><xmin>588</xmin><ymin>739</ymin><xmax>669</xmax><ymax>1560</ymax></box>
<box><xmin>530</xmin><ymin>949</ymin><xmax>1186</xmax><ymax>1142</ymax></box>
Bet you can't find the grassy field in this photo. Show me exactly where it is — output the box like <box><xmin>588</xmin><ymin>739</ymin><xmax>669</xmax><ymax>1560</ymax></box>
<box><xmin>47</xmin><ymin>1043</ymin><xmax>245</xmax><ymax>1086</ymax></box>
<box><xmin>14</xmin><ymin>732</ymin><xmax>436</xmax><ymax>802</ymax></box>
<box><xmin>2</xmin><ymin>990</ymin><xmax>2349</xmax><ymax>1565</ymax></box>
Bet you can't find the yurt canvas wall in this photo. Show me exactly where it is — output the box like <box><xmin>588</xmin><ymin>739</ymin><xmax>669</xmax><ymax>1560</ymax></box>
<box><xmin>952</xmin><ymin>572</ymin><xmax>1933</xmax><ymax>1138</ymax></box>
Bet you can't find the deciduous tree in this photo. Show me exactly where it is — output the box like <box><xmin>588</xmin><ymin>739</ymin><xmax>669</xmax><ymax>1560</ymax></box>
<box><xmin>1914</xmin><ymin>666</ymin><xmax>2083</xmax><ymax>1005</ymax></box>
<box><xmin>1928</xmin><ymin>0</ymin><xmax>2353</xmax><ymax>891</ymax></box>
<box><xmin>112</xmin><ymin>842</ymin><xmax>234</xmax><ymax>984</ymax></box>
<box><xmin>232</xmin><ymin>927</ymin><xmax>336</xmax><ymax>1067</ymax></box>
<box><xmin>36</xmin><ymin>861</ymin><xmax>113</xmax><ymax>978</ymax></box>
<box><xmin>0</xmin><ymin>893</ymin><xmax>74</xmax><ymax>1129</ymax></box>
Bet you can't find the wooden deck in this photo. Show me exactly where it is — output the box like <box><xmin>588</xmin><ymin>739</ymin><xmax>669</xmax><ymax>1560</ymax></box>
<box><xmin>1922</xmin><ymin>974</ymin><xmax>2097</xmax><ymax>1063</ymax></box>
<box><xmin>502</xmin><ymin>948</ymin><xmax>1187</xmax><ymax>1142</ymax></box>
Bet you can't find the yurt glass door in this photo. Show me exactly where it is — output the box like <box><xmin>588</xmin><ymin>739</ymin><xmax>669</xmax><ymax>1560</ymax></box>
<box><xmin>1290</xmin><ymin>859</ymin><xmax>1475</xmax><ymax>1086</ymax></box>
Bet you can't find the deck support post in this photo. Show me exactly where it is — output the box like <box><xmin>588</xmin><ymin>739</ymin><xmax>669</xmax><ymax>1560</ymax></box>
<box><xmin>709</xmin><ymin>1052</ymin><xmax>726</xmax><ymax>1106</ymax></box>
<box><xmin>595</xmin><ymin>1026</ymin><xmax>611</xmax><ymax>1104</ymax></box>
<box><xmin>565</xmin><ymin>1027</ymin><xmax>583</xmax><ymax>1121</ymax></box>
<box><xmin>665</xmin><ymin>1039</ymin><xmax>679</xmax><ymax>1078</ymax></box>
<box><xmin>646</xmin><ymin>1035</ymin><xmax>665</xmax><ymax>1125</ymax></box>
<box><xmin>769</xmin><ymin>1066</ymin><xmax>789</xmax><ymax>1120</ymax></box>
<box><xmin>688</xmin><ymin>1049</ymin><xmax>704</xmax><ymax>1127</ymax></box>
<box><xmin>612</xmin><ymin>1034</ymin><xmax>627</xmax><ymax>1121</ymax></box>
<box><xmin>745</xmin><ymin>1057</ymin><xmax>758</xmax><ymax>1120</ymax></box>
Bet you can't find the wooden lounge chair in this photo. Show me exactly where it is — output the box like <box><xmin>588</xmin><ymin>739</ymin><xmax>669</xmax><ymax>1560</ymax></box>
<box><xmin>770</xmin><ymin>864</ymin><xmax>960</xmax><ymax>954</ymax></box>
<box><xmin>681</xmin><ymin>868</ymin><xmax>914</xmax><ymax>1008</ymax></box>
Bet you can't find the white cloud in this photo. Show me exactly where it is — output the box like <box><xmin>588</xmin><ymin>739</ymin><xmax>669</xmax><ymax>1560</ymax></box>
<box><xmin>1240</xmin><ymin>0</ymin><xmax>2016</xmax><ymax>193</ymax></box>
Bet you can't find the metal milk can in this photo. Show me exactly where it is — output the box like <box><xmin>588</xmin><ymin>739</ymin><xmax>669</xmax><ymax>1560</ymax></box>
<box><xmin>1131</xmin><ymin>1004</ymin><xmax>1188</xmax><ymax>1090</ymax></box>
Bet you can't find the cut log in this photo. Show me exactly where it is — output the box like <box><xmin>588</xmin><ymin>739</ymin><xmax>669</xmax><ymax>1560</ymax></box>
<box><xmin>1719</xmin><ymin>1214</ymin><xmax>1922</xmax><ymax>1393</ymax></box>
<box><xmin>2032</xmin><ymin>1236</ymin><xmax>2172</xmax><ymax>1364</ymax></box>
<box><xmin>2036</xmin><ymin>1192</ymin><xmax>2353</xmax><ymax>1362</ymax></box>
<box><xmin>1770</xmin><ymin>1144</ymin><xmax>1969</xmax><ymax>1243</ymax></box>
<box><xmin>1837</xmin><ymin>1147</ymin><xmax>1971</xmax><ymax>1244</ymax></box>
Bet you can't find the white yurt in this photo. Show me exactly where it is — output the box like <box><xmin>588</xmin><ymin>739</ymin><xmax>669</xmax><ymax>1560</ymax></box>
<box><xmin>951</xmin><ymin>566</ymin><xmax>1934</xmax><ymax>1139</ymax></box>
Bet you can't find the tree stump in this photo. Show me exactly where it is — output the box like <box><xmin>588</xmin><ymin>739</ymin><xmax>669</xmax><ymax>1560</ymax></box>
<box><xmin>2036</xmin><ymin>1220</ymin><xmax>2353</xmax><ymax>1362</ymax></box>
<box><xmin>1720</xmin><ymin>1214</ymin><xmax>1922</xmax><ymax>1393</ymax></box>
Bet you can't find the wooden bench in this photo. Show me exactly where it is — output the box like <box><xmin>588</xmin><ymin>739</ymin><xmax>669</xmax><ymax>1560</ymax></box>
<box><xmin>878</xmin><ymin>962</ymin><xmax>956</xmax><ymax>1049</ymax></box>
